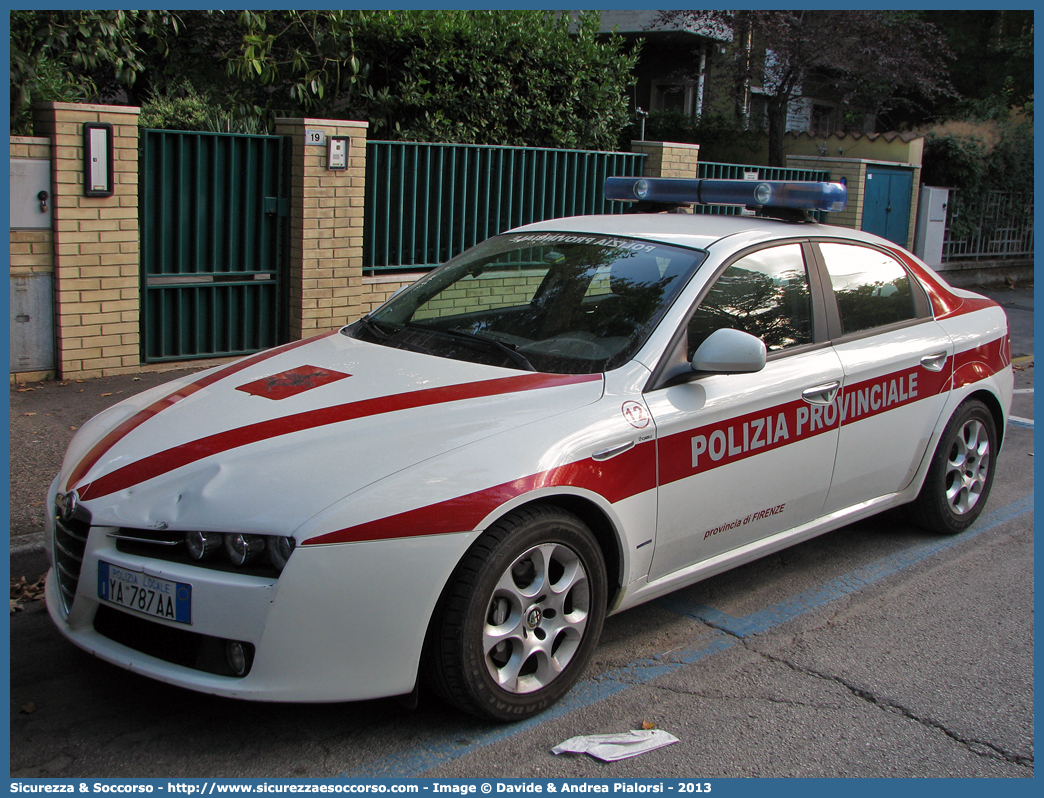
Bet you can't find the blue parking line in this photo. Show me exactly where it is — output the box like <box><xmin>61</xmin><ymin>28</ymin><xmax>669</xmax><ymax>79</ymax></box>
<box><xmin>659</xmin><ymin>492</ymin><xmax>1034</xmax><ymax>637</ymax></box>
<box><xmin>349</xmin><ymin>493</ymin><xmax>1033</xmax><ymax>778</ymax></box>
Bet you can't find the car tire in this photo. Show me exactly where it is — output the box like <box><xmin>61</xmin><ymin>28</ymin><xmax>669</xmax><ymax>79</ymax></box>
<box><xmin>428</xmin><ymin>504</ymin><xmax>607</xmax><ymax>721</ymax></box>
<box><xmin>910</xmin><ymin>399</ymin><xmax>997</xmax><ymax>535</ymax></box>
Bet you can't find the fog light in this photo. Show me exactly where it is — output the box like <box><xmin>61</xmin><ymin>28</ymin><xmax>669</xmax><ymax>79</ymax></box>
<box><xmin>223</xmin><ymin>533</ymin><xmax>265</xmax><ymax>566</ymax></box>
<box><xmin>185</xmin><ymin>531</ymin><xmax>223</xmax><ymax>560</ymax></box>
<box><xmin>226</xmin><ymin>641</ymin><xmax>249</xmax><ymax>676</ymax></box>
<box><xmin>267</xmin><ymin>536</ymin><xmax>296</xmax><ymax>572</ymax></box>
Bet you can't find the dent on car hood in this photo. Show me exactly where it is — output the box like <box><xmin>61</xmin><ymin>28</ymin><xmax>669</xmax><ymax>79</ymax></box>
<box><xmin>59</xmin><ymin>332</ymin><xmax>604</xmax><ymax>535</ymax></box>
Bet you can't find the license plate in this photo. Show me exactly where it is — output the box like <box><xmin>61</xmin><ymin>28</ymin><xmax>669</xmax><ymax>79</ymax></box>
<box><xmin>97</xmin><ymin>561</ymin><xmax>192</xmax><ymax>624</ymax></box>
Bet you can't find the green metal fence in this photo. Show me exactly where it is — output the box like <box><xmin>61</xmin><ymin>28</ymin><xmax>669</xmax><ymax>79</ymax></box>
<box><xmin>140</xmin><ymin>130</ymin><xmax>290</xmax><ymax>361</ymax></box>
<box><xmin>695</xmin><ymin>162</ymin><xmax>833</xmax><ymax>218</ymax></box>
<box><xmin>365</xmin><ymin>142</ymin><xmax>647</xmax><ymax>273</ymax></box>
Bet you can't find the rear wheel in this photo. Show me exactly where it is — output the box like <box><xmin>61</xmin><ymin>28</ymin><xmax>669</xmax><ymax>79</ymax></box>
<box><xmin>429</xmin><ymin>505</ymin><xmax>607</xmax><ymax>721</ymax></box>
<box><xmin>910</xmin><ymin>400</ymin><xmax>997</xmax><ymax>534</ymax></box>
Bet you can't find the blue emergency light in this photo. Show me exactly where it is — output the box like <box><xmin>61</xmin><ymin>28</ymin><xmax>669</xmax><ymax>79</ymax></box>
<box><xmin>604</xmin><ymin>177</ymin><xmax>847</xmax><ymax>213</ymax></box>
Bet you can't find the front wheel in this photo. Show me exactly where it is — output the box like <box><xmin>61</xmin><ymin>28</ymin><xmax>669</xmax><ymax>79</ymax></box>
<box><xmin>910</xmin><ymin>399</ymin><xmax>997</xmax><ymax>534</ymax></box>
<box><xmin>428</xmin><ymin>505</ymin><xmax>608</xmax><ymax>721</ymax></box>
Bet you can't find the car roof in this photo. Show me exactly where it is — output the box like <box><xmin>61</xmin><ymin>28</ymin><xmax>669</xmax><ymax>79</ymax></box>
<box><xmin>511</xmin><ymin>212</ymin><xmax>891</xmax><ymax>253</ymax></box>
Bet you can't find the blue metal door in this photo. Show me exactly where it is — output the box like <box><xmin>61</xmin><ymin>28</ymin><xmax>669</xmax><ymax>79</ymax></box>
<box><xmin>861</xmin><ymin>166</ymin><xmax>913</xmax><ymax>246</ymax></box>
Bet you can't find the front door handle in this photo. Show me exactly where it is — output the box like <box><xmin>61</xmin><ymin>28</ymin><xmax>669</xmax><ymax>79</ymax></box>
<box><xmin>592</xmin><ymin>441</ymin><xmax>635</xmax><ymax>462</ymax></box>
<box><xmin>920</xmin><ymin>352</ymin><xmax>948</xmax><ymax>372</ymax></box>
<box><xmin>802</xmin><ymin>380</ymin><xmax>840</xmax><ymax>405</ymax></box>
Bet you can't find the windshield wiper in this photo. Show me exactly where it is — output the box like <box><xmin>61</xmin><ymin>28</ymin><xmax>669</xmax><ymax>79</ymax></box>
<box><xmin>447</xmin><ymin>327</ymin><xmax>537</xmax><ymax>371</ymax></box>
<box><xmin>409</xmin><ymin>324</ymin><xmax>537</xmax><ymax>371</ymax></box>
<box><xmin>353</xmin><ymin>316</ymin><xmax>430</xmax><ymax>355</ymax></box>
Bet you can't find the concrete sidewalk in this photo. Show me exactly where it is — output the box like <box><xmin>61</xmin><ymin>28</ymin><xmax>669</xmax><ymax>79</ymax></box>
<box><xmin>8</xmin><ymin>286</ymin><xmax>1034</xmax><ymax>580</ymax></box>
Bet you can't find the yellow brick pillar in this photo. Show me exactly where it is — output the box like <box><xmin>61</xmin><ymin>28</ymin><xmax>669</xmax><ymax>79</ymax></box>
<box><xmin>631</xmin><ymin>140</ymin><xmax>701</xmax><ymax>178</ymax></box>
<box><xmin>32</xmin><ymin>102</ymin><xmax>141</xmax><ymax>380</ymax></box>
<box><xmin>274</xmin><ymin>118</ymin><xmax>369</xmax><ymax>340</ymax></box>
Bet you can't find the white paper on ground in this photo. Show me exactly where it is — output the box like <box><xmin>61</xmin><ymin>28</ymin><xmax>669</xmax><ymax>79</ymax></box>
<box><xmin>551</xmin><ymin>730</ymin><xmax>679</xmax><ymax>762</ymax></box>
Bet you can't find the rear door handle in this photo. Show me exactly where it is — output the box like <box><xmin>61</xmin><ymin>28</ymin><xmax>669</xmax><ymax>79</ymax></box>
<box><xmin>920</xmin><ymin>352</ymin><xmax>948</xmax><ymax>372</ymax></box>
<box><xmin>802</xmin><ymin>381</ymin><xmax>840</xmax><ymax>405</ymax></box>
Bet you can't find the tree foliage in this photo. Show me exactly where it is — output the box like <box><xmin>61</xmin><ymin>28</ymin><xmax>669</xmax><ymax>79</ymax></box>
<box><xmin>621</xmin><ymin>111</ymin><xmax>763</xmax><ymax>162</ymax></box>
<box><xmin>921</xmin><ymin>10</ymin><xmax>1033</xmax><ymax>122</ymax></box>
<box><xmin>656</xmin><ymin>10</ymin><xmax>953</xmax><ymax>166</ymax></box>
<box><xmin>224</xmin><ymin>10</ymin><xmax>637</xmax><ymax>149</ymax></box>
<box><xmin>10</xmin><ymin>10</ymin><xmax>180</xmax><ymax>134</ymax></box>
<box><xmin>12</xmin><ymin>10</ymin><xmax>637</xmax><ymax>150</ymax></box>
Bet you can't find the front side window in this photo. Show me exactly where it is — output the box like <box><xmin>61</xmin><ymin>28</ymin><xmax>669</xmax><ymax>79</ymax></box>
<box><xmin>348</xmin><ymin>233</ymin><xmax>706</xmax><ymax>374</ymax></box>
<box><xmin>687</xmin><ymin>243</ymin><xmax>813</xmax><ymax>359</ymax></box>
<box><xmin>820</xmin><ymin>243</ymin><xmax>918</xmax><ymax>336</ymax></box>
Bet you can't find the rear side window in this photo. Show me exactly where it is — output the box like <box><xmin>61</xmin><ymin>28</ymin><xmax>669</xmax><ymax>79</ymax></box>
<box><xmin>820</xmin><ymin>243</ymin><xmax>918</xmax><ymax>335</ymax></box>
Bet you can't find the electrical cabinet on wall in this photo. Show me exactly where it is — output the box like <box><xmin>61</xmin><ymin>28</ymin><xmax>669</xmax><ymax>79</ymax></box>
<box><xmin>10</xmin><ymin>158</ymin><xmax>52</xmax><ymax>229</ymax></box>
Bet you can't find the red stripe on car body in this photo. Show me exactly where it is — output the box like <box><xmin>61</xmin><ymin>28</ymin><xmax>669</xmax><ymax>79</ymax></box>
<box><xmin>306</xmin><ymin>344</ymin><xmax>1007</xmax><ymax>547</ymax></box>
<box><xmin>75</xmin><ymin>371</ymin><xmax>601</xmax><ymax>500</ymax></box>
<box><xmin>951</xmin><ymin>335</ymin><xmax>1012</xmax><ymax>388</ymax></box>
<box><xmin>65</xmin><ymin>334</ymin><xmax>336</xmax><ymax>492</ymax></box>
<box><xmin>303</xmin><ymin>440</ymin><xmax>657</xmax><ymax>546</ymax></box>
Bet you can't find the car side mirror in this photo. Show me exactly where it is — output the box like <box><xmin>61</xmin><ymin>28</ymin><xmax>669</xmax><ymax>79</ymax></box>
<box><xmin>691</xmin><ymin>328</ymin><xmax>767</xmax><ymax>373</ymax></box>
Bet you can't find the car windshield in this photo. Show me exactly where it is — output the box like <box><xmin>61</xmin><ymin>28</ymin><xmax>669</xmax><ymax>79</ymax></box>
<box><xmin>346</xmin><ymin>233</ymin><xmax>707</xmax><ymax>374</ymax></box>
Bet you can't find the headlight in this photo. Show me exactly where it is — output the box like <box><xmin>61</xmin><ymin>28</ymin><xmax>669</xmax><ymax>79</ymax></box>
<box><xmin>267</xmin><ymin>536</ymin><xmax>296</xmax><ymax>573</ymax></box>
<box><xmin>223</xmin><ymin>533</ymin><xmax>266</xmax><ymax>566</ymax></box>
<box><xmin>184</xmin><ymin>531</ymin><xmax>223</xmax><ymax>560</ymax></box>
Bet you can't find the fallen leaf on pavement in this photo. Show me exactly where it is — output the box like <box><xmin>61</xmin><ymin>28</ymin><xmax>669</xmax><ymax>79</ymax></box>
<box><xmin>10</xmin><ymin>574</ymin><xmax>47</xmax><ymax>613</ymax></box>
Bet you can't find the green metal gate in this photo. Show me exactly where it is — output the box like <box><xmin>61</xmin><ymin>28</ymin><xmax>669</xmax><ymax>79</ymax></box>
<box><xmin>364</xmin><ymin>142</ymin><xmax>648</xmax><ymax>272</ymax></box>
<box><xmin>140</xmin><ymin>130</ymin><xmax>290</xmax><ymax>361</ymax></box>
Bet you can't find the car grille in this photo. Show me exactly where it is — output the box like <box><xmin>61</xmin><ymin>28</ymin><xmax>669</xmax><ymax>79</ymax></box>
<box><xmin>53</xmin><ymin>500</ymin><xmax>91</xmax><ymax>614</ymax></box>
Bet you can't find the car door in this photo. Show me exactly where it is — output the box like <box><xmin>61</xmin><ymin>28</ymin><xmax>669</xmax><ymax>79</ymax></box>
<box><xmin>645</xmin><ymin>242</ymin><xmax>844</xmax><ymax>582</ymax></box>
<box><xmin>812</xmin><ymin>241</ymin><xmax>953</xmax><ymax>513</ymax></box>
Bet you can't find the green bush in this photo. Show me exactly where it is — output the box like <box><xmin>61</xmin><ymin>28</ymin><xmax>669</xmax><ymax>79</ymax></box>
<box><xmin>11</xmin><ymin>54</ymin><xmax>92</xmax><ymax>135</ymax></box>
<box><xmin>227</xmin><ymin>10</ymin><xmax>637</xmax><ymax>150</ymax></box>
<box><xmin>138</xmin><ymin>83</ymin><xmax>267</xmax><ymax>134</ymax></box>
<box><xmin>921</xmin><ymin>114</ymin><xmax>1033</xmax><ymax>239</ymax></box>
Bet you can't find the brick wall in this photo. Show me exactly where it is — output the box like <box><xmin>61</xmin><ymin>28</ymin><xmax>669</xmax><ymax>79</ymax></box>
<box><xmin>31</xmin><ymin>102</ymin><xmax>141</xmax><ymax>379</ymax></box>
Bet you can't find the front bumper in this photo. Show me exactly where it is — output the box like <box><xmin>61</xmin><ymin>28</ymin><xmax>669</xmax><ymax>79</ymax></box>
<box><xmin>44</xmin><ymin>486</ymin><xmax>472</xmax><ymax>702</ymax></box>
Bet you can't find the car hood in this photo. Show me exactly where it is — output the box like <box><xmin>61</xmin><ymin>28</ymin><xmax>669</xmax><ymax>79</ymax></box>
<box><xmin>60</xmin><ymin>332</ymin><xmax>604</xmax><ymax>535</ymax></box>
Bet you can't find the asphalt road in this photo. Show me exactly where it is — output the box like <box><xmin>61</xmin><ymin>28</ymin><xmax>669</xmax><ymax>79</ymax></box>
<box><xmin>8</xmin><ymin>288</ymin><xmax>1034</xmax><ymax>779</ymax></box>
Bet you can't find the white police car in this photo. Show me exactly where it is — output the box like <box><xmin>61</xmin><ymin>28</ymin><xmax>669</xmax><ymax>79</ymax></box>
<box><xmin>45</xmin><ymin>178</ymin><xmax>1012</xmax><ymax>721</ymax></box>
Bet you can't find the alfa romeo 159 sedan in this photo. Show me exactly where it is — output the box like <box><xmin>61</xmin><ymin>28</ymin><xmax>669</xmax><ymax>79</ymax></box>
<box><xmin>45</xmin><ymin>178</ymin><xmax>1012</xmax><ymax>721</ymax></box>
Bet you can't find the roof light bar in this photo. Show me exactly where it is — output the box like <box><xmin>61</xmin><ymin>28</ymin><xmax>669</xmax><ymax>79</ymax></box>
<box><xmin>604</xmin><ymin>177</ymin><xmax>847</xmax><ymax>213</ymax></box>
